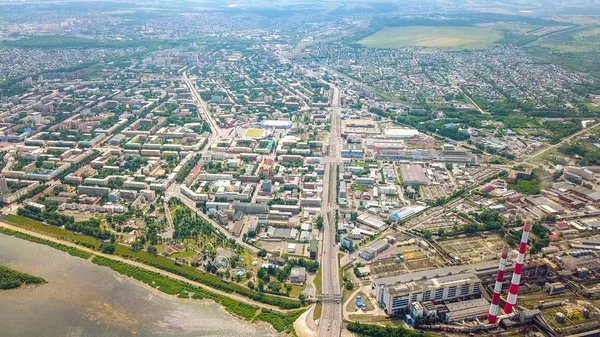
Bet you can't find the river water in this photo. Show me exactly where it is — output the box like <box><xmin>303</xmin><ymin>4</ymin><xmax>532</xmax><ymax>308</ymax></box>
<box><xmin>0</xmin><ymin>233</ymin><xmax>277</xmax><ymax>337</ymax></box>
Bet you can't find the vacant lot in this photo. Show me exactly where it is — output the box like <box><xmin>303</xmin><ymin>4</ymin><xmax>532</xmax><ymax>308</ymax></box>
<box><xmin>440</xmin><ymin>235</ymin><xmax>505</xmax><ymax>264</ymax></box>
<box><xmin>359</xmin><ymin>26</ymin><xmax>502</xmax><ymax>51</ymax></box>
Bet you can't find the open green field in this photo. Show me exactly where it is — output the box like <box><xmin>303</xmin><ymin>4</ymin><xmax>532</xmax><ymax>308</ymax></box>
<box><xmin>244</xmin><ymin>128</ymin><xmax>265</xmax><ymax>138</ymax></box>
<box><xmin>524</xmin><ymin>26</ymin><xmax>600</xmax><ymax>78</ymax></box>
<box><xmin>359</xmin><ymin>26</ymin><xmax>503</xmax><ymax>51</ymax></box>
<box><xmin>585</xmin><ymin>102</ymin><xmax>600</xmax><ymax>113</ymax></box>
<box><xmin>546</xmin><ymin>15</ymin><xmax>600</xmax><ymax>26</ymax></box>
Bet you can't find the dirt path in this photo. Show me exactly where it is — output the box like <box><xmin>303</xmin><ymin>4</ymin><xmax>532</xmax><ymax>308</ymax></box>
<box><xmin>0</xmin><ymin>221</ymin><xmax>294</xmax><ymax>313</ymax></box>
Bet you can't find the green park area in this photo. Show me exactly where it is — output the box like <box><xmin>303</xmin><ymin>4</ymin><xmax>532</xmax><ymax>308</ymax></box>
<box><xmin>245</xmin><ymin>128</ymin><xmax>265</xmax><ymax>138</ymax></box>
<box><xmin>359</xmin><ymin>26</ymin><xmax>502</xmax><ymax>51</ymax></box>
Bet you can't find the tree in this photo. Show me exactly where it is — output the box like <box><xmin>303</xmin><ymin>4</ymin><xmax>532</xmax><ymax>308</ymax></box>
<box><xmin>130</xmin><ymin>240</ymin><xmax>143</xmax><ymax>251</ymax></box>
<box><xmin>248</xmin><ymin>281</ymin><xmax>255</xmax><ymax>290</ymax></box>
<box><xmin>353</xmin><ymin>264</ymin><xmax>363</xmax><ymax>277</ymax></box>
<box><xmin>345</xmin><ymin>281</ymin><xmax>354</xmax><ymax>291</ymax></box>
<box><xmin>422</xmin><ymin>230</ymin><xmax>432</xmax><ymax>240</ymax></box>
<box><xmin>315</xmin><ymin>215</ymin><xmax>324</xmax><ymax>230</ymax></box>
<box><xmin>257</xmin><ymin>279</ymin><xmax>265</xmax><ymax>292</ymax></box>
<box><xmin>438</xmin><ymin>228</ymin><xmax>446</xmax><ymax>238</ymax></box>
<box><xmin>147</xmin><ymin>245</ymin><xmax>157</xmax><ymax>255</ymax></box>
<box><xmin>257</xmin><ymin>268</ymin><xmax>269</xmax><ymax>282</ymax></box>
<box><xmin>257</xmin><ymin>249</ymin><xmax>267</xmax><ymax>258</ymax></box>
<box><xmin>299</xmin><ymin>293</ymin><xmax>306</xmax><ymax>304</ymax></box>
<box><xmin>268</xmin><ymin>281</ymin><xmax>282</xmax><ymax>293</ymax></box>
<box><xmin>101</xmin><ymin>244</ymin><xmax>116</xmax><ymax>254</ymax></box>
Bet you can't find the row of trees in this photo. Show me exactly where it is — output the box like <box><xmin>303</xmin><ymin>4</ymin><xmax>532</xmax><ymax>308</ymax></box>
<box><xmin>16</xmin><ymin>184</ymin><xmax>47</xmax><ymax>203</ymax></box>
<box><xmin>18</xmin><ymin>206</ymin><xmax>111</xmax><ymax>241</ymax></box>
<box><xmin>175</xmin><ymin>154</ymin><xmax>200</xmax><ymax>183</ymax></box>
<box><xmin>432</xmin><ymin>209</ymin><xmax>504</xmax><ymax>239</ymax></box>
<box><xmin>347</xmin><ymin>322</ymin><xmax>429</xmax><ymax>337</ymax></box>
<box><xmin>267</xmin><ymin>198</ymin><xmax>298</xmax><ymax>206</ymax></box>
<box><xmin>58</xmin><ymin>150</ymin><xmax>99</xmax><ymax>182</ymax></box>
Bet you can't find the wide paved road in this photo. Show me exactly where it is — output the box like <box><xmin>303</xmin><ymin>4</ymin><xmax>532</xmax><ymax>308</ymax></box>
<box><xmin>318</xmin><ymin>86</ymin><xmax>342</xmax><ymax>337</ymax></box>
<box><xmin>165</xmin><ymin>70</ymin><xmax>258</xmax><ymax>253</ymax></box>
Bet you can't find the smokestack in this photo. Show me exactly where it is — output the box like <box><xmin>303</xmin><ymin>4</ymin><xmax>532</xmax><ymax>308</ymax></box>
<box><xmin>504</xmin><ymin>221</ymin><xmax>531</xmax><ymax>314</ymax></box>
<box><xmin>488</xmin><ymin>245</ymin><xmax>509</xmax><ymax>323</ymax></box>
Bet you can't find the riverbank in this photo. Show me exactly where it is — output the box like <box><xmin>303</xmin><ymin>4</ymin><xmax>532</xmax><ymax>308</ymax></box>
<box><xmin>92</xmin><ymin>256</ymin><xmax>302</xmax><ymax>333</ymax></box>
<box><xmin>0</xmin><ymin>222</ymin><xmax>304</xmax><ymax>334</ymax></box>
<box><xmin>0</xmin><ymin>227</ymin><xmax>91</xmax><ymax>259</ymax></box>
<box><xmin>0</xmin><ymin>233</ymin><xmax>277</xmax><ymax>337</ymax></box>
<box><xmin>1</xmin><ymin>215</ymin><xmax>301</xmax><ymax>310</ymax></box>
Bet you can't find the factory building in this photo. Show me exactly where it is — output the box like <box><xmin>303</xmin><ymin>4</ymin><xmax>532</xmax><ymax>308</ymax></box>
<box><xmin>341</xmin><ymin>144</ymin><xmax>364</xmax><ymax>159</ymax></box>
<box><xmin>357</xmin><ymin>213</ymin><xmax>387</xmax><ymax>231</ymax></box>
<box><xmin>374</xmin><ymin>266</ymin><xmax>480</xmax><ymax>316</ymax></box>
<box><xmin>443</xmin><ymin>298</ymin><xmax>490</xmax><ymax>323</ymax></box>
<box><xmin>399</xmin><ymin>164</ymin><xmax>429</xmax><ymax>185</ymax></box>
<box><xmin>358</xmin><ymin>240</ymin><xmax>390</xmax><ymax>261</ymax></box>
<box><xmin>383</xmin><ymin>128</ymin><xmax>419</xmax><ymax>139</ymax></box>
<box><xmin>389</xmin><ymin>205</ymin><xmax>426</xmax><ymax>222</ymax></box>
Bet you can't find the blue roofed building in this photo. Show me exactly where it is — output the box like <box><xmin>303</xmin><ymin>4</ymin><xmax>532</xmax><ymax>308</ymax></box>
<box><xmin>341</xmin><ymin>144</ymin><xmax>364</xmax><ymax>159</ymax></box>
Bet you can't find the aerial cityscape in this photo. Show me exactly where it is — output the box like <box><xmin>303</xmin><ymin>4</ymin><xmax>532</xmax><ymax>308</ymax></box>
<box><xmin>2</xmin><ymin>1</ymin><xmax>600</xmax><ymax>337</ymax></box>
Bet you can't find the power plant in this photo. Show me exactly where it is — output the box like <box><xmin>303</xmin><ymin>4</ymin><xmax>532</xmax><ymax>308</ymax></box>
<box><xmin>504</xmin><ymin>221</ymin><xmax>531</xmax><ymax>314</ymax></box>
<box><xmin>487</xmin><ymin>245</ymin><xmax>509</xmax><ymax>324</ymax></box>
<box><xmin>487</xmin><ymin>221</ymin><xmax>531</xmax><ymax>322</ymax></box>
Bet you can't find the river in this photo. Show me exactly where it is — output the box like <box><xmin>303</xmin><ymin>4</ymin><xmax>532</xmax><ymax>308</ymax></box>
<box><xmin>0</xmin><ymin>233</ymin><xmax>277</xmax><ymax>337</ymax></box>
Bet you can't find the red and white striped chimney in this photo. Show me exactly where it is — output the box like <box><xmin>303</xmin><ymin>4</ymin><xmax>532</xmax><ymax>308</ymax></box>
<box><xmin>504</xmin><ymin>221</ymin><xmax>531</xmax><ymax>314</ymax></box>
<box><xmin>488</xmin><ymin>245</ymin><xmax>509</xmax><ymax>323</ymax></box>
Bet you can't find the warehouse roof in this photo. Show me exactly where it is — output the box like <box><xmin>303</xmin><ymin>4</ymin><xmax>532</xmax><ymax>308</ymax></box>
<box><xmin>374</xmin><ymin>266</ymin><xmax>471</xmax><ymax>287</ymax></box>
<box><xmin>383</xmin><ymin>271</ymin><xmax>480</xmax><ymax>296</ymax></box>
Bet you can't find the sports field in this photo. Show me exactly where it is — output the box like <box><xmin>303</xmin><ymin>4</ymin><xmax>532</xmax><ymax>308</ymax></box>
<box><xmin>359</xmin><ymin>26</ymin><xmax>502</xmax><ymax>51</ymax></box>
<box><xmin>244</xmin><ymin>128</ymin><xmax>265</xmax><ymax>138</ymax></box>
